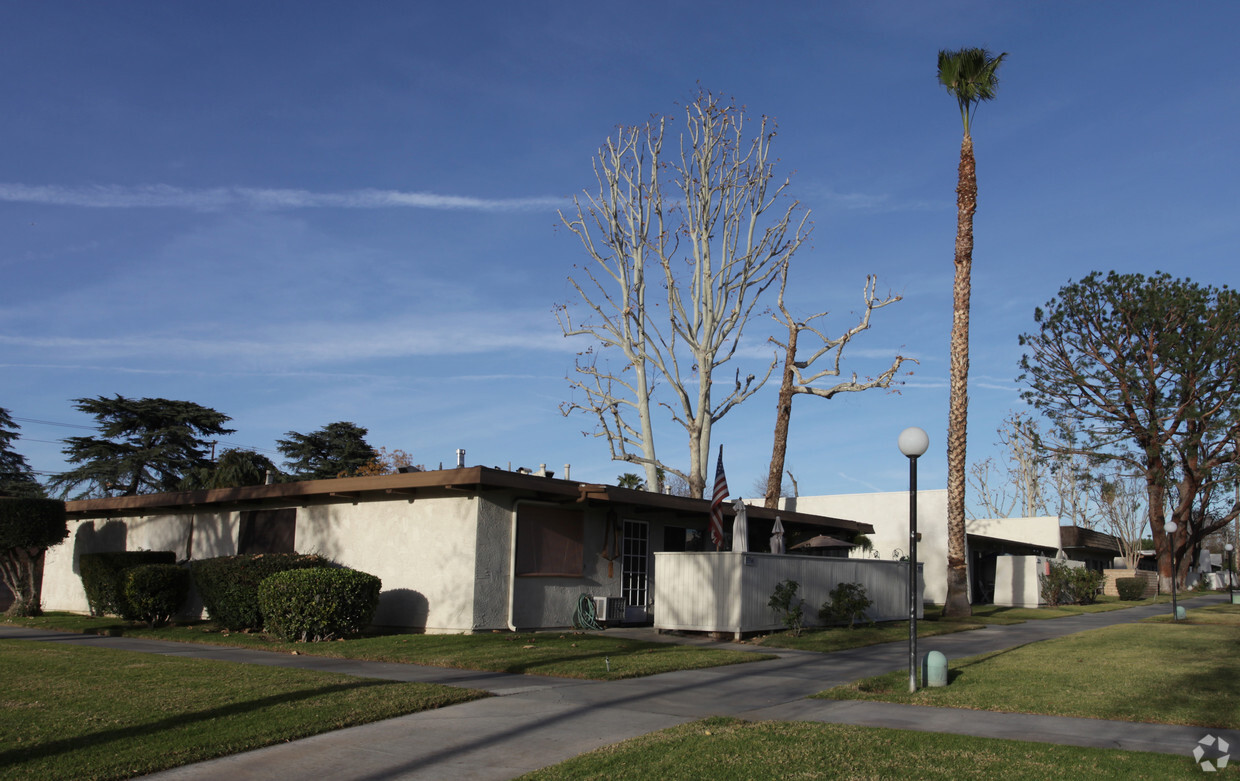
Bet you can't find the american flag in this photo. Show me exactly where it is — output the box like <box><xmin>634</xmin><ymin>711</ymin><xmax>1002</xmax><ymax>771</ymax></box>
<box><xmin>709</xmin><ymin>445</ymin><xmax>728</xmax><ymax>550</ymax></box>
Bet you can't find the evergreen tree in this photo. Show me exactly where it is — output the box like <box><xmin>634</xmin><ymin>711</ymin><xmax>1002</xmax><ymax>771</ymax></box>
<box><xmin>179</xmin><ymin>448</ymin><xmax>279</xmax><ymax>490</ymax></box>
<box><xmin>50</xmin><ymin>396</ymin><xmax>234</xmax><ymax>498</ymax></box>
<box><xmin>277</xmin><ymin>422</ymin><xmax>378</xmax><ymax>480</ymax></box>
<box><xmin>0</xmin><ymin>409</ymin><xmax>43</xmax><ymax>498</ymax></box>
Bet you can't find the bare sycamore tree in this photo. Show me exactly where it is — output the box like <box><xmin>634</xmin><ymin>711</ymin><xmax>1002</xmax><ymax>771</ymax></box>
<box><xmin>967</xmin><ymin>411</ymin><xmax>1097</xmax><ymax>525</ymax></box>
<box><xmin>763</xmin><ymin>264</ymin><xmax>910</xmax><ymax>508</ymax></box>
<box><xmin>558</xmin><ymin>90</ymin><xmax>809</xmax><ymax>497</ymax></box>
<box><xmin>1096</xmin><ymin>469</ymin><xmax>1147</xmax><ymax>569</ymax></box>
<box><xmin>967</xmin><ymin>412</ymin><xmax>1048</xmax><ymax>519</ymax></box>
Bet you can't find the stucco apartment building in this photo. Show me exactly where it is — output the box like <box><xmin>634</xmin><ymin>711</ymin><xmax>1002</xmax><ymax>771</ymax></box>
<box><xmin>41</xmin><ymin>466</ymin><xmax>871</xmax><ymax>632</ymax></box>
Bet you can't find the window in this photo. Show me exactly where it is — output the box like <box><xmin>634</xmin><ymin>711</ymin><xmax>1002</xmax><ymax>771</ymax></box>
<box><xmin>238</xmin><ymin>508</ymin><xmax>296</xmax><ymax>554</ymax></box>
<box><xmin>515</xmin><ymin>506</ymin><xmax>584</xmax><ymax>576</ymax></box>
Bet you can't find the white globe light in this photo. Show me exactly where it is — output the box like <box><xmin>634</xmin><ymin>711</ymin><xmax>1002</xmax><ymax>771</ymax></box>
<box><xmin>1227</xmin><ymin>544</ymin><xmax>1234</xmax><ymax>552</ymax></box>
<box><xmin>898</xmin><ymin>427</ymin><xmax>929</xmax><ymax>458</ymax></box>
<box><xmin>1165</xmin><ymin>521</ymin><xmax>1178</xmax><ymax>534</ymax></box>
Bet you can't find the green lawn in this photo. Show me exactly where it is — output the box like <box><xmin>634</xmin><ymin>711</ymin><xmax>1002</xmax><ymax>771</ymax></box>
<box><xmin>517</xmin><ymin>717</ymin><xmax>1209</xmax><ymax>780</ymax></box>
<box><xmin>0</xmin><ymin>641</ymin><xmax>485</xmax><ymax>781</ymax></box>
<box><xmin>925</xmin><ymin>594</ymin><xmax>1175</xmax><ymax>624</ymax></box>
<box><xmin>757</xmin><ymin>618</ymin><xmax>980</xmax><ymax>652</ymax></box>
<box><xmin>818</xmin><ymin>604</ymin><xmax>1240</xmax><ymax>729</ymax></box>
<box><xmin>3</xmin><ymin>614</ymin><xmax>772</xmax><ymax>680</ymax></box>
<box><xmin>754</xmin><ymin>593</ymin><xmax>1187</xmax><ymax>650</ymax></box>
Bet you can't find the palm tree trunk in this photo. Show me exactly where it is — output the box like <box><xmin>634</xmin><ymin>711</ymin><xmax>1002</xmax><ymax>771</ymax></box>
<box><xmin>943</xmin><ymin>133</ymin><xmax>976</xmax><ymax>618</ymax></box>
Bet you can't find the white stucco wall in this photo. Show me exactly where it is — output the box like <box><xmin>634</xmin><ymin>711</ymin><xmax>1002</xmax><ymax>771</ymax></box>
<box><xmin>969</xmin><ymin>515</ymin><xmax>1062</xmax><ymax>550</ymax></box>
<box><xmin>786</xmin><ymin>492</ymin><xmax>1064</xmax><ymax>605</ymax></box>
<box><xmin>43</xmin><ymin>514</ymin><xmax>207</xmax><ymax>613</ymax></box>
<box><xmin>510</xmin><ymin>503</ymin><xmax>624</xmax><ymax>630</ymax></box>
<box><xmin>41</xmin><ymin>494</ymin><xmax>486</xmax><ymax>632</ymax></box>
<box><xmin>788</xmin><ymin>490</ymin><xmax>950</xmax><ymax>604</ymax></box>
<box><xmin>295</xmin><ymin>495</ymin><xmax>480</xmax><ymax>632</ymax></box>
<box><xmin>994</xmin><ymin>555</ymin><xmax>1043</xmax><ymax>607</ymax></box>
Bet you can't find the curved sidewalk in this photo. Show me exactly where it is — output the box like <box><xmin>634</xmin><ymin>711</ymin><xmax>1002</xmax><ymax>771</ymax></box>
<box><xmin>3</xmin><ymin>594</ymin><xmax>1234</xmax><ymax>780</ymax></box>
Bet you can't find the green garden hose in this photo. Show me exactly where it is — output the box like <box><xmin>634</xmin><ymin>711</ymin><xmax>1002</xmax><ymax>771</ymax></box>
<box><xmin>573</xmin><ymin>593</ymin><xmax>603</xmax><ymax>630</ymax></box>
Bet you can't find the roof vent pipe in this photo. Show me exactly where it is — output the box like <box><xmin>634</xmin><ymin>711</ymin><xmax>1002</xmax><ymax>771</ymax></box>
<box><xmin>563</xmin><ymin>464</ymin><xmax>571</xmax><ymax>480</ymax></box>
<box><xmin>264</xmin><ymin>470</ymin><xmax>274</xmax><ymax>485</ymax></box>
<box><xmin>456</xmin><ymin>449</ymin><xmax>466</xmax><ymax>469</ymax></box>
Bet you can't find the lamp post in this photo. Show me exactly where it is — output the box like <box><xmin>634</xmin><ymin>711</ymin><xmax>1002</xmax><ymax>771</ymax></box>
<box><xmin>1165</xmin><ymin>520</ymin><xmax>1179</xmax><ymax>621</ymax></box>
<box><xmin>899</xmin><ymin>426</ymin><xmax>929</xmax><ymax>693</ymax></box>
<box><xmin>1226</xmin><ymin>543</ymin><xmax>1235</xmax><ymax>600</ymax></box>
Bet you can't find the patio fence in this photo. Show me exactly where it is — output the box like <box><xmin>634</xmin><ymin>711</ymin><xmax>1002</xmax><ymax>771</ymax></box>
<box><xmin>653</xmin><ymin>551</ymin><xmax>922</xmax><ymax>639</ymax></box>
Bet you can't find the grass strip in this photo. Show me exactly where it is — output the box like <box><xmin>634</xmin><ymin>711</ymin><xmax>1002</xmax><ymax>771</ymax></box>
<box><xmin>818</xmin><ymin>607</ymin><xmax>1240</xmax><ymax>729</ymax></box>
<box><xmin>0</xmin><ymin>641</ymin><xmax>485</xmax><ymax>781</ymax></box>
<box><xmin>3</xmin><ymin>614</ymin><xmax>771</xmax><ymax>680</ymax></box>
<box><xmin>757</xmin><ymin>618</ymin><xmax>979</xmax><ymax>652</ymax></box>
<box><xmin>517</xmin><ymin>717</ymin><xmax>1205</xmax><ymax>780</ymax></box>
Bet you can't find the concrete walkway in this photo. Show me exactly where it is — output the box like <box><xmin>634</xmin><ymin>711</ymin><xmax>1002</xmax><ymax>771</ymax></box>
<box><xmin>3</xmin><ymin>594</ymin><xmax>1235</xmax><ymax>779</ymax></box>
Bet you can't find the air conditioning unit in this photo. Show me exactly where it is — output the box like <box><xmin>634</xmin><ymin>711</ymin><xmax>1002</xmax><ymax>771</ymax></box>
<box><xmin>593</xmin><ymin>596</ymin><xmax>626</xmax><ymax>624</ymax></box>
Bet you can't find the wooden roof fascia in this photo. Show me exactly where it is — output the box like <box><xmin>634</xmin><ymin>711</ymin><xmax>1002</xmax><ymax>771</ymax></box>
<box><xmin>60</xmin><ymin>465</ymin><xmax>873</xmax><ymax>536</ymax></box>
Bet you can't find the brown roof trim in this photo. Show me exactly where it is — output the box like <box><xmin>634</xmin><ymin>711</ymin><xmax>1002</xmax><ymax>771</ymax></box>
<box><xmin>63</xmin><ymin>465</ymin><xmax>871</xmax><ymax>534</ymax></box>
<box><xmin>1059</xmin><ymin>525</ymin><xmax>1122</xmax><ymax>554</ymax></box>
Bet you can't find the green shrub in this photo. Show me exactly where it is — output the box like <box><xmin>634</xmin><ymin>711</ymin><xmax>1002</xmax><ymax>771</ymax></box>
<box><xmin>1116</xmin><ymin>577</ymin><xmax>1147</xmax><ymax>601</ymax></box>
<box><xmin>258</xmin><ymin>567</ymin><xmax>381</xmax><ymax>642</ymax></box>
<box><xmin>819</xmin><ymin>582</ymin><xmax>874</xmax><ymax>629</ymax></box>
<box><xmin>190</xmin><ymin>553</ymin><xmax>328</xmax><ymax>631</ymax></box>
<box><xmin>123</xmin><ymin>563</ymin><xmax>190</xmax><ymax>627</ymax></box>
<box><xmin>78</xmin><ymin>551</ymin><xmax>176</xmax><ymax>618</ymax></box>
<box><xmin>768</xmin><ymin>579</ymin><xmax>805</xmax><ymax>636</ymax></box>
<box><xmin>1069</xmin><ymin>567</ymin><xmax>1105</xmax><ymax>605</ymax></box>
<box><xmin>1040</xmin><ymin>561</ymin><xmax>1105</xmax><ymax>606</ymax></box>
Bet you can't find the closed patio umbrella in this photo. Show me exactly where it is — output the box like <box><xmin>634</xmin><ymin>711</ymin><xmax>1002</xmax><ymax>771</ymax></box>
<box><xmin>731</xmin><ymin>497</ymin><xmax>749</xmax><ymax>552</ymax></box>
<box><xmin>770</xmin><ymin>516</ymin><xmax>786</xmax><ymax>554</ymax></box>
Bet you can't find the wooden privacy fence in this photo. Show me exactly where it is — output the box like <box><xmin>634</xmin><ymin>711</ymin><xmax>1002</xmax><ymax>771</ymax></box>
<box><xmin>652</xmin><ymin>551</ymin><xmax>922</xmax><ymax>639</ymax></box>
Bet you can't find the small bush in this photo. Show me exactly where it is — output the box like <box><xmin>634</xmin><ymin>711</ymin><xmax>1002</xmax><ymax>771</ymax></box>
<box><xmin>1040</xmin><ymin>561</ymin><xmax>1105</xmax><ymax>606</ymax></box>
<box><xmin>1070</xmin><ymin>567</ymin><xmax>1105</xmax><ymax>605</ymax></box>
<box><xmin>258</xmin><ymin>567</ymin><xmax>381</xmax><ymax>642</ymax></box>
<box><xmin>819</xmin><ymin>582</ymin><xmax>874</xmax><ymax>629</ymax></box>
<box><xmin>768</xmin><ymin>579</ymin><xmax>805</xmax><ymax>636</ymax></box>
<box><xmin>124</xmin><ymin>563</ymin><xmax>190</xmax><ymax>627</ymax></box>
<box><xmin>190</xmin><ymin>553</ymin><xmax>329</xmax><ymax>631</ymax></box>
<box><xmin>79</xmin><ymin>551</ymin><xmax>177</xmax><ymax>618</ymax></box>
<box><xmin>1116</xmin><ymin>577</ymin><xmax>1147</xmax><ymax>601</ymax></box>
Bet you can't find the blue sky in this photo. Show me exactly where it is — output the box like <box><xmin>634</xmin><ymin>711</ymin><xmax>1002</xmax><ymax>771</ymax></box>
<box><xmin>2</xmin><ymin>2</ymin><xmax>1238</xmax><ymax>506</ymax></box>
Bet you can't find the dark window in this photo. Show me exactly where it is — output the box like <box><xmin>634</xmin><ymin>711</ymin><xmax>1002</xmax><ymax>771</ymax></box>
<box><xmin>515</xmin><ymin>506</ymin><xmax>584</xmax><ymax>576</ymax></box>
<box><xmin>238</xmin><ymin>508</ymin><xmax>296</xmax><ymax>554</ymax></box>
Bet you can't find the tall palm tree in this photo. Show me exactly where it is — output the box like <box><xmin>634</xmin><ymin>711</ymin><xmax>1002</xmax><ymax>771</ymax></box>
<box><xmin>938</xmin><ymin>47</ymin><xmax>1007</xmax><ymax>618</ymax></box>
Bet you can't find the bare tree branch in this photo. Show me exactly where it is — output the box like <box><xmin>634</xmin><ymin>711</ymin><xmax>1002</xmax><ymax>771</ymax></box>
<box><xmin>559</xmin><ymin>90</ymin><xmax>807</xmax><ymax>497</ymax></box>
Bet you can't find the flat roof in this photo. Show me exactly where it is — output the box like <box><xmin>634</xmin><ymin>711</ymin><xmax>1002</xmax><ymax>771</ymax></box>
<box><xmin>64</xmin><ymin>465</ymin><xmax>873</xmax><ymax>535</ymax></box>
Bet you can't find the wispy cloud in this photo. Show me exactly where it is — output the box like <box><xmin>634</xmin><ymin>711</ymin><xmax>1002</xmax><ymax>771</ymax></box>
<box><xmin>837</xmin><ymin>471</ymin><xmax>882</xmax><ymax>492</ymax></box>
<box><xmin>0</xmin><ymin>310</ymin><xmax>572</xmax><ymax>367</ymax></box>
<box><xmin>0</xmin><ymin>183</ymin><xmax>564</xmax><ymax>212</ymax></box>
<box><xmin>810</xmin><ymin>187</ymin><xmax>943</xmax><ymax>213</ymax></box>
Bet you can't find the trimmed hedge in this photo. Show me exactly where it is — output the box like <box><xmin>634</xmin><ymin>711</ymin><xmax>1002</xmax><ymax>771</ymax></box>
<box><xmin>0</xmin><ymin>497</ymin><xmax>68</xmax><ymax>617</ymax></box>
<box><xmin>258</xmin><ymin>567</ymin><xmax>381</xmax><ymax>642</ymax></box>
<box><xmin>124</xmin><ymin>563</ymin><xmax>190</xmax><ymax>627</ymax></box>
<box><xmin>1116</xmin><ymin>577</ymin><xmax>1147</xmax><ymax>601</ymax></box>
<box><xmin>190</xmin><ymin>553</ymin><xmax>328</xmax><ymax>631</ymax></box>
<box><xmin>0</xmin><ymin>497</ymin><xmax>68</xmax><ymax>548</ymax></box>
<box><xmin>79</xmin><ymin>551</ymin><xmax>176</xmax><ymax>618</ymax></box>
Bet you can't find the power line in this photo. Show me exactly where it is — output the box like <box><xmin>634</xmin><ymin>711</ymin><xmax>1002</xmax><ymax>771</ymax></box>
<box><xmin>10</xmin><ymin>416</ymin><xmax>95</xmax><ymax>430</ymax></box>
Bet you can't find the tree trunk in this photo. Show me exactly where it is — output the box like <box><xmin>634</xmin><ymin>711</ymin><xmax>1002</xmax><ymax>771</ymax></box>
<box><xmin>0</xmin><ymin>547</ymin><xmax>45</xmax><ymax>617</ymax></box>
<box><xmin>765</xmin><ymin>324</ymin><xmax>799</xmax><ymax>509</ymax></box>
<box><xmin>943</xmin><ymin>133</ymin><xmax>977</xmax><ymax>618</ymax></box>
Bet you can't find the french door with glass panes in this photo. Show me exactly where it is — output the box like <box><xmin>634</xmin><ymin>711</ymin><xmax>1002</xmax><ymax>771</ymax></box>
<box><xmin>622</xmin><ymin>520</ymin><xmax>649</xmax><ymax>623</ymax></box>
